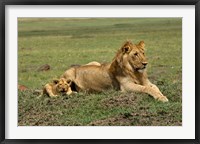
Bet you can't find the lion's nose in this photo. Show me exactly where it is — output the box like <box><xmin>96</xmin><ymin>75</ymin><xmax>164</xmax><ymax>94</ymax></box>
<box><xmin>142</xmin><ymin>62</ymin><xmax>148</xmax><ymax>66</ymax></box>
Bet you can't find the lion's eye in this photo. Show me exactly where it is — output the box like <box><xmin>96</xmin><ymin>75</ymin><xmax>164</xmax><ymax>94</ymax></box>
<box><xmin>134</xmin><ymin>52</ymin><xmax>138</xmax><ymax>56</ymax></box>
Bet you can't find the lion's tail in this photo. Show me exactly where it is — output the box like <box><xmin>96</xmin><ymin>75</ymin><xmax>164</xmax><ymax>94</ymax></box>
<box><xmin>70</xmin><ymin>64</ymin><xmax>81</xmax><ymax>68</ymax></box>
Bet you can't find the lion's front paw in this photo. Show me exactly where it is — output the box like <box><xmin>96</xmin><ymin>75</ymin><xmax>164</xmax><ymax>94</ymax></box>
<box><xmin>158</xmin><ymin>96</ymin><xmax>169</xmax><ymax>102</ymax></box>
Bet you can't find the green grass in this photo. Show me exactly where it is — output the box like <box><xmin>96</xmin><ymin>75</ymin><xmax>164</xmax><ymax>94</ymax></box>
<box><xmin>18</xmin><ymin>18</ymin><xmax>182</xmax><ymax>126</ymax></box>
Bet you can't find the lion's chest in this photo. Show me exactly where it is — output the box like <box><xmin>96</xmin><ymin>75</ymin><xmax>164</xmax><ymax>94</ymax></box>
<box><xmin>115</xmin><ymin>73</ymin><xmax>145</xmax><ymax>88</ymax></box>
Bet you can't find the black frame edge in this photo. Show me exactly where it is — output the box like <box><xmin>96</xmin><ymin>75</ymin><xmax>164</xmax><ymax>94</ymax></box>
<box><xmin>195</xmin><ymin>1</ymin><xmax>200</xmax><ymax>144</ymax></box>
<box><xmin>0</xmin><ymin>0</ymin><xmax>5</xmax><ymax>144</ymax></box>
<box><xmin>1</xmin><ymin>139</ymin><xmax>198</xmax><ymax>144</ymax></box>
<box><xmin>0</xmin><ymin>0</ymin><xmax>199</xmax><ymax>5</ymax></box>
<box><xmin>1</xmin><ymin>0</ymin><xmax>199</xmax><ymax>144</ymax></box>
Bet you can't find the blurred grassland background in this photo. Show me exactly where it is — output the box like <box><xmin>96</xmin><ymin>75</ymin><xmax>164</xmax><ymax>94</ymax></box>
<box><xmin>18</xmin><ymin>18</ymin><xmax>182</xmax><ymax>126</ymax></box>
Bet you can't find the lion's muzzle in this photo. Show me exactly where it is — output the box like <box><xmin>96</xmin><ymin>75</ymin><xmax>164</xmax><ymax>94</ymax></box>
<box><xmin>142</xmin><ymin>62</ymin><xmax>148</xmax><ymax>67</ymax></box>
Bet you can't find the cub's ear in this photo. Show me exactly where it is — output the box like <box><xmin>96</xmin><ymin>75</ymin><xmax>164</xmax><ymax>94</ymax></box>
<box><xmin>137</xmin><ymin>41</ymin><xmax>145</xmax><ymax>49</ymax></box>
<box><xmin>66</xmin><ymin>79</ymin><xmax>72</xmax><ymax>85</ymax></box>
<box><xmin>53</xmin><ymin>79</ymin><xmax>59</xmax><ymax>84</ymax></box>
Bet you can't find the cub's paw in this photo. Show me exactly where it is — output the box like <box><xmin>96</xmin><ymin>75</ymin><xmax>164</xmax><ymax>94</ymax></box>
<box><xmin>158</xmin><ymin>96</ymin><xmax>169</xmax><ymax>103</ymax></box>
<box><xmin>49</xmin><ymin>95</ymin><xmax>59</xmax><ymax>98</ymax></box>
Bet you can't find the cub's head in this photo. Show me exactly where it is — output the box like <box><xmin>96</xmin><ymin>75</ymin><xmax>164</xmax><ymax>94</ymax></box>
<box><xmin>53</xmin><ymin>78</ymin><xmax>72</xmax><ymax>94</ymax></box>
<box><xmin>118</xmin><ymin>40</ymin><xmax>148</xmax><ymax>73</ymax></box>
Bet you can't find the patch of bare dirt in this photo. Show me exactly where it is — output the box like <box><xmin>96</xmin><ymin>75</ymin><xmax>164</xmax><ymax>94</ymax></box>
<box><xmin>101</xmin><ymin>94</ymin><xmax>138</xmax><ymax>108</ymax></box>
<box><xmin>89</xmin><ymin>117</ymin><xmax>130</xmax><ymax>126</ymax></box>
<box><xmin>89</xmin><ymin>110</ymin><xmax>182</xmax><ymax>126</ymax></box>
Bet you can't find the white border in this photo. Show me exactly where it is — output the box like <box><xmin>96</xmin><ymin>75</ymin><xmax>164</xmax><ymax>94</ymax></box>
<box><xmin>5</xmin><ymin>5</ymin><xmax>195</xmax><ymax>139</ymax></box>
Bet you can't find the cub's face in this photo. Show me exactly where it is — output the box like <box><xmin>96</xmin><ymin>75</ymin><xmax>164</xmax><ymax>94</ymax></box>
<box><xmin>53</xmin><ymin>78</ymin><xmax>72</xmax><ymax>93</ymax></box>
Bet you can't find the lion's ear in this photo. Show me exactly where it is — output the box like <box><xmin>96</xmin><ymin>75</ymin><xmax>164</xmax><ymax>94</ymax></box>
<box><xmin>122</xmin><ymin>46</ymin><xmax>131</xmax><ymax>54</ymax></box>
<box><xmin>137</xmin><ymin>41</ymin><xmax>145</xmax><ymax>49</ymax></box>
<box><xmin>121</xmin><ymin>41</ymin><xmax>133</xmax><ymax>54</ymax></box>
<box><xmin>53</xmin><ymin>79</ymin><xmax>59</xmax><ymax>84</ymax></box>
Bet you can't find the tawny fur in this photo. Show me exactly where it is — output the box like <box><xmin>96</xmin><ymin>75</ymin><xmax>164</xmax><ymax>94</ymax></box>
<box><xmin>61</xmin><ymin>41</ymin><xmax>168</xmax><ymax>102</ymax></box>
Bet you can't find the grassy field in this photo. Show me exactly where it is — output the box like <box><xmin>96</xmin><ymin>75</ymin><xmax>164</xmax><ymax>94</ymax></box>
<box><xmin>18</xmin><ymin>18</ymin><xmax>182</xmax><ymax>126</ymax></box>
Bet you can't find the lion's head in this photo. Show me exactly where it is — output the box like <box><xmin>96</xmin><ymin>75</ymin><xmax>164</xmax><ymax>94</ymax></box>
<box><xmin>115</xmin><ymin>40</ymin><xmax>148</xmax><ymax>73</ymax></box>
<box><xmin>53</xmin><ymin>78</ymin><xmax>72</xmax><ymax>93</ymax></box>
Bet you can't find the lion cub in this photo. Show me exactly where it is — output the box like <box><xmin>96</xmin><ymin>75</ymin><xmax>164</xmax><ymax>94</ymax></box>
<box><xmin>41</xmin><ymin>78</ymin><xmax>73</xmax><ymax>98</ymax></box>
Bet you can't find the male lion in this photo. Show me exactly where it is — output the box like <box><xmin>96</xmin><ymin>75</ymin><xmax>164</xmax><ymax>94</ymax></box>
<box><xmin>61</xmin><ymin>41</ymin><xmax>168</xmax><ymax>102</ymax></box>
<box><xmin>41</xmin><ymin>78</ymin><xmax>73</xmax><ymax>98</ymax></box>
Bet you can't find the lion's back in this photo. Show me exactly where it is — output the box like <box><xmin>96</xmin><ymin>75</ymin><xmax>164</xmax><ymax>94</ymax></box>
<box><xmin>62</xmin><ymin>65</ymin><xmax>113</xmax><ymax>92</ymax></box>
